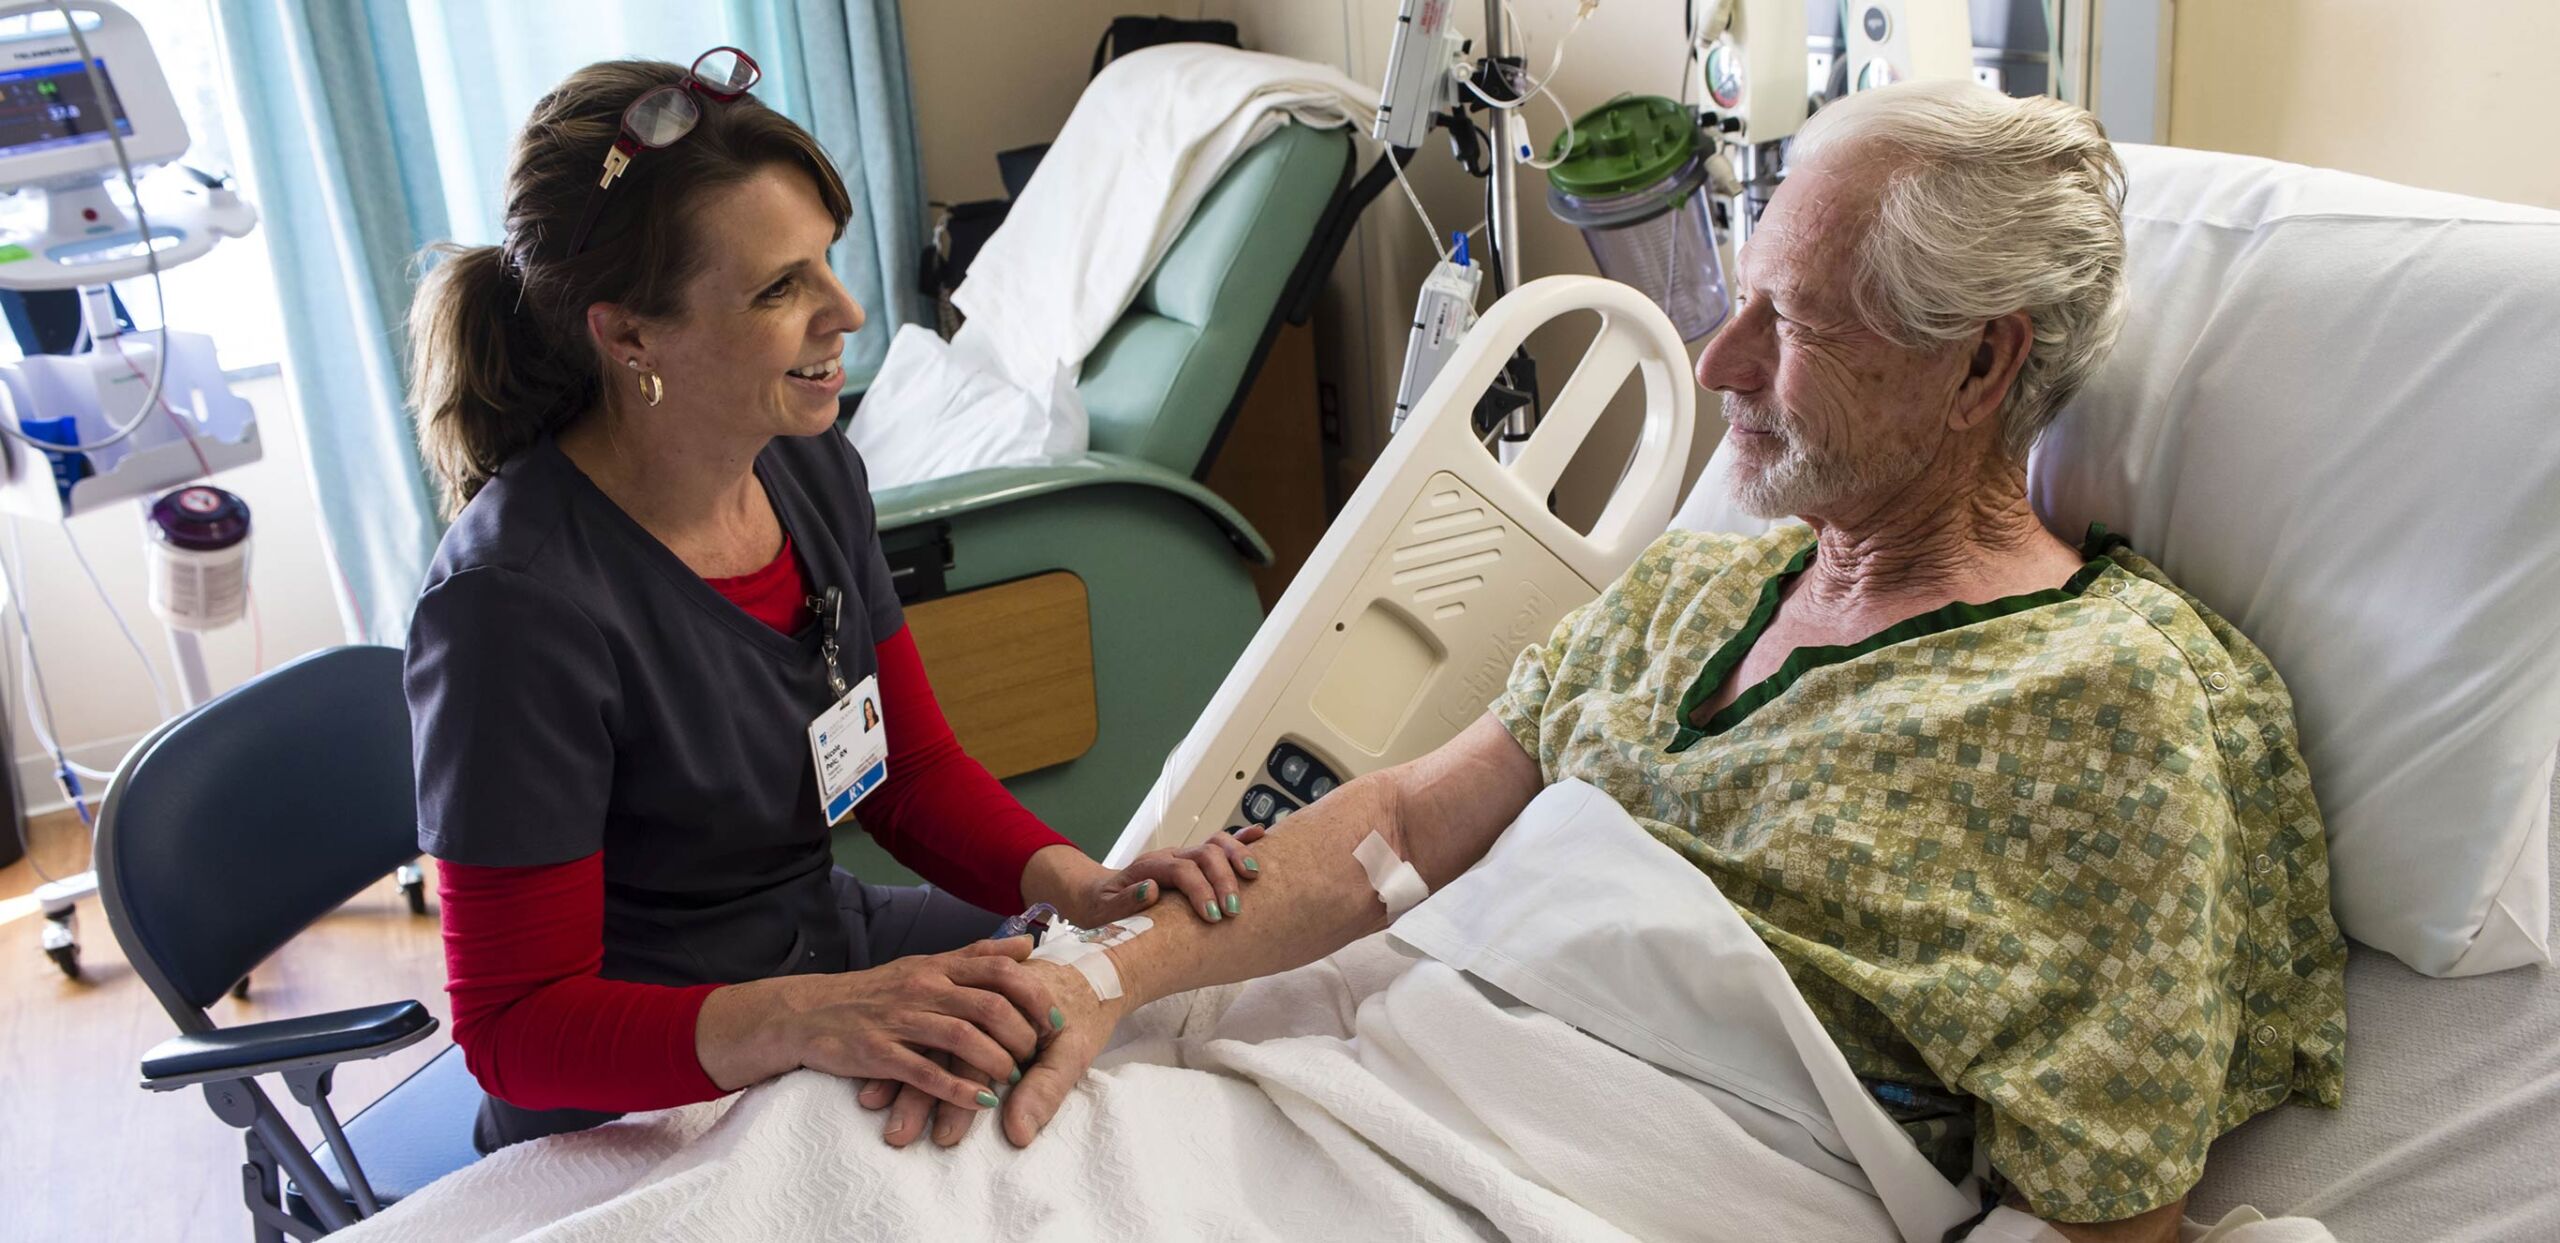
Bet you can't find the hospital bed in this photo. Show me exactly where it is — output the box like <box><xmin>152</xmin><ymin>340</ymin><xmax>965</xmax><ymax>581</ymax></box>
<box><xmin>1111</xmin><ymin>142</ymin><xmax>2560</xmax><ymax>1240</ymax></box>
<box><xmin>836</xmin><ymin>119</ymin><xmax>1372</xmax><ymax>885</ymax></box>
<box><xmin>196</xmin><ymin>142</ymin><xmax>2560</xmax><ymax>1239</ymax></box>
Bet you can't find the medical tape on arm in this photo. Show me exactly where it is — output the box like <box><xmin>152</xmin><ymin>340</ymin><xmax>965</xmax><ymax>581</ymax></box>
<box><xmin>1027</xmin><ymin>916</ymin><xmax>1152</xmax><ymax>1001</ymax></box>
<box><xmin>1353</xmin><ymin>831</ymin><xmax>1428</xmax><ymax>918</ymax></box>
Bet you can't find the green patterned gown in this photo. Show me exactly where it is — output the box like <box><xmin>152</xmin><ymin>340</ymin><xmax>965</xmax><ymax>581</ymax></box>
<box><xmin>1492</xmin><ymin>524</ymin><xmax>2346</xmax><ymax>1223</ymax></box>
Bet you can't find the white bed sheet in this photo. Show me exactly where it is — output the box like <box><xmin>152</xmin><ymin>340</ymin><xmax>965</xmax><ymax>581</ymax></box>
<box><xmin>2188</xmin><ymin>768</ymin><xmax>2560</xmax><ymax>1239</ymax></box>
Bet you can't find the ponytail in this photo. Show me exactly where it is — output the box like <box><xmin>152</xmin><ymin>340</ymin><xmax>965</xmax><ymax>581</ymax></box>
<box><xmin>407</xmin><ymin>243</ymin><xmax>596</xmax><ymax>519</ymax></box>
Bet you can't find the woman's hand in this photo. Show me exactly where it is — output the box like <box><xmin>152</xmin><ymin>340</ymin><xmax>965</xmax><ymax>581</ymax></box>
<box><xmin>1021</xmin><ymin>831</ymin><xmax>1271</xmax><ymax>930</ymax></box>
<box><xmin>864</xmin><ymin>954</ymin><xmax>1129</xmax><ymax>1148</ymax></box>
<box><xmin>726</xmin><ymin>937</ymin><xmax>1061</xmax><ymax>1115</ymax></box>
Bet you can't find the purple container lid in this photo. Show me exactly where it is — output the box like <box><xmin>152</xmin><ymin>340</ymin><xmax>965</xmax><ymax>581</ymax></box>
<box><xmin>149</xmin><ymin>486</ymin><xmax>251</xmax><ymax>551</ymax></box>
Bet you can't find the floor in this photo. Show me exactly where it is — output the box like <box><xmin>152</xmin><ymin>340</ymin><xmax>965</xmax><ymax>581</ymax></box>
<box><xmin>0</xmin><ymin>810</ymin><xmax>453</xmax><ymax>1240</ymax></box>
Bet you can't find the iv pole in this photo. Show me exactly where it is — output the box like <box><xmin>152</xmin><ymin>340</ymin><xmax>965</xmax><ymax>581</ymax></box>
<box><xmin>1480</xmin><ymin>0</ymin><xmax>1533</xmax><ymax>462</ymax></box>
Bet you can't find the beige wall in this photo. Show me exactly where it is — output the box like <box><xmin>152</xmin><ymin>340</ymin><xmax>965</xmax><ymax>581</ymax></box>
<box><xmin>901</xmin><ymin>0</ymin><xmax>1159</xmax><ymax>206</ymax></box>
<box><xmin>2170</xmin><ymin>0</ymin><xmax>2560</xmax><ymax>210</ymax></box>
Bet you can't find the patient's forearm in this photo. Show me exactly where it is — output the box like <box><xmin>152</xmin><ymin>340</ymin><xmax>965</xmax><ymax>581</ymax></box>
<box><xmin>1102</xmin><ymin>775</ymin><xmax>1402</xmax><ymax>1007</ymax></box>
<box><xmin>1103</xmin><ymin>714</ymin><xmax>1542</xmax><ymax>1010</ymax></box>
<box><xmin>995</xmin><ymin>717</ymin><xmax>1542</xmax><ymax>1147</ymax></box>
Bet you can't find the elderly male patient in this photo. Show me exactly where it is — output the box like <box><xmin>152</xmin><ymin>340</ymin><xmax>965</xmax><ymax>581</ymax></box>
<box><xmin>957</xmin><ymin>81</ymin><xmax>2348</xmax><ymax>1241</ymax></box>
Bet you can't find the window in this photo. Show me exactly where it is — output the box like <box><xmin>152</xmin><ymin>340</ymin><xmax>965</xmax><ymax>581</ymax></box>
<box><xmin>407</xmin><ymin>0</ymin><xmax>737</xmax><ymax>244</ymax></box>
<box><xmin>0</xmin><ymin>0</ymin><xmax>288</xmax><ymax>375</ymax></box>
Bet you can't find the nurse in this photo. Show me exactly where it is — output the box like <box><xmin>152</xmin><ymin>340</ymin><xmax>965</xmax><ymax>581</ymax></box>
<box><xmin>400</xmin><ymin>52</ymin><xmax>1257</xmax><ymax>1153</ymax></box>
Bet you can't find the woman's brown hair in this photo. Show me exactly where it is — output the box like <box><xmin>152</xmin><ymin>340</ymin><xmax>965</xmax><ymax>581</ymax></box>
<box><xmin>407</xmin><ymin>59</ymin><xmax>852</xmax><ymax>518</ymax></box>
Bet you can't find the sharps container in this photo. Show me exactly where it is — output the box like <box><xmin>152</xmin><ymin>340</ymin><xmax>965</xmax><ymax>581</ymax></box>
<box><xmin>1545</xmin><ymin>96</ymin><xmax>1730</xmax><ymax>341</ymax></box>
<box><xmin>147</xmin><ymin>485</ymin><xmax>251</xmax><ymax>632</ymax></box>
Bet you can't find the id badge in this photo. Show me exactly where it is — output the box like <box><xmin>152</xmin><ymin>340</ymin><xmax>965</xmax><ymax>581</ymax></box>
<box><xmin>808</xmin><ymin>674</ymin><xmax>887</xmax><ymax>825</ymax></box>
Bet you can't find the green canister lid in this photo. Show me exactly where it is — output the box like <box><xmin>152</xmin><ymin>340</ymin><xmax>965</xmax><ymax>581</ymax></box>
<box><xmin>1544</xmin><ymin>95</ymin><xmax>1701</xmax><ymax>198</ymax></box>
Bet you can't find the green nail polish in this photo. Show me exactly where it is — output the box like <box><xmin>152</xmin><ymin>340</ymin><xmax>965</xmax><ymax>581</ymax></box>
<box><xmin>1050</xmin><ymin>1006</ymin><xmax>1067</xmax><ymax>1031</ymax></box>
<box><xmin>1223</xmin><ymin>893</ymin><xmax>1240</xmax><ymax>916</ymax></box>
<box><xmin>975</xmin><ymin>1089</ymin><xmax>1000</xmax><ymax>1109</ymax></box>
<box><xmin>1138</xmin><ymin>880</ymin><xmax>1153</xmax><ymax>901</ymax></box>
<box><xmin>1205</xmin><ymin>902</ymin><xmax>1222</xmax><ymax>922</ymax></box>
<box><xmin>1009</xmin><ymin>1067</ymin><xmax>1022</xmax><ymax>1084</ymax></box>
<box><xmin>1242</xmin><ymin>858</ymin><xmax>1259</xmax><ymax>875</ymax></box>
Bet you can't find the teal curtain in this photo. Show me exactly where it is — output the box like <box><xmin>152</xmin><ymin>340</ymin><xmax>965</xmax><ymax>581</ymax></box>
<box><xmin>210</xmin><ymin>0</ymin><xmax>928</xmax><ymax>640</ymax></box>
<box><xmin>213</xmin><ymin>0</ymin><xmax>445</xmax><ymax>644</ymax></box>
<box><xmin>721</xmin><ymin>0</ymin><xmax>932</xmax><ymax>387</ymax></box>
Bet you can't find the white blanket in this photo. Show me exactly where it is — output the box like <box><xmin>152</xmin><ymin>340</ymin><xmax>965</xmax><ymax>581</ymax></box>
<box><xmin>846</xmin><ymin>324</ymin><xmax>1087</xmax><ymax>491</ymax></box>
<box><xmin>339</xmin><ymin>785</ymin><xmax>2336</xmax><ymax>1242</ymax></box>
<box><xmin>339</xmin><ymin>963</ymin><xmax>1893</xmax><ymax>1242</ymax></box>
<box><xmin>949</xmin><ymin>44</ymin><xmax>1372</xmax><ymax>399</ymax></box>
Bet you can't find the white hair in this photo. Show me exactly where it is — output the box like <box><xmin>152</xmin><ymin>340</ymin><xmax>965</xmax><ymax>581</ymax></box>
<box><xmin>1788</xmin><ymin>79</ymin><xmax>2128</xmax><ymax>457</ymax></box>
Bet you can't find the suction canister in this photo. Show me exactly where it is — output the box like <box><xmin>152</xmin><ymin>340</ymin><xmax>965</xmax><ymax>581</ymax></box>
<box><xmin>1546</xmin><ymin>95</ymin><xmax>1731</xmax><ymax>341</ymax></box>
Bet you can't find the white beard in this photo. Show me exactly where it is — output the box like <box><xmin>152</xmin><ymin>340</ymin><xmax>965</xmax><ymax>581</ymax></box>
<box><xmin>1722</xmin><ymin>395</ymin><xmax>1924</xmax><ymax>520</ymax></box>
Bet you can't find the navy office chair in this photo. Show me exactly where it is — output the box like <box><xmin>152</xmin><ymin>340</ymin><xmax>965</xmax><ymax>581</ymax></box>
<box><xmin>95</xmin><ymin>645</ymin><xmax>482</xmax><ymax>1239</ymax></box>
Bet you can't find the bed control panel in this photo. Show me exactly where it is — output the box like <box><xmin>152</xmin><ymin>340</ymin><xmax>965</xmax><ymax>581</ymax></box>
<box><xmin>1229</xmin><ymin>741</ymin><xmax>1342</xmax><ymax>832</ymax></box>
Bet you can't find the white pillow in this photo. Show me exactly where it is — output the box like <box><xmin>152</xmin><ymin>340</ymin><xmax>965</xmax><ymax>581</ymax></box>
<box><xmin>846</xmin><ymin>324</ymin><xmax>1089</xmax><ymax>491</ymax></box>
<box><xmin>1674</xmin><ymin>144</ymin><xmax>2560</xmax><ymax>976</ymax></box>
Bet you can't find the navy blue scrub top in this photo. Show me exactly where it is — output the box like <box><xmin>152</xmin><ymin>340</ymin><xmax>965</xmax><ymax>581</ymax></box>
<box><xmin>404</xmin><ymin>432</ymin><xmax>904</xmax><ymax>987</ymax></box>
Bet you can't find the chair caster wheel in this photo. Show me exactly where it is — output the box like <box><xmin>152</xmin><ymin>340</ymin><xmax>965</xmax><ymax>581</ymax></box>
<box><xmin>46</xmin><ymin>942</ymin><xmax>79</xmax><ymax>980</ymax></box>
<box><xmin>402</xmin><ymin>878</ymin><xmax>428</xmax><ymax>916</ymax></box>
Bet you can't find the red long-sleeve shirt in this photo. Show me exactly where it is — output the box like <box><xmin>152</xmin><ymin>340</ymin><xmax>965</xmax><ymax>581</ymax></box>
<box><xmin>436</xmin><ymin>536</ymin><xmax>1071</xmax><ymax>1112</ymax></box>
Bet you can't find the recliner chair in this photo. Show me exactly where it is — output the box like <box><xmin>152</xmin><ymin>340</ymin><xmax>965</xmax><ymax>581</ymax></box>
<box><xmin>843</xmin><ymin>120</ymin><xmax>1386</xmax><ymax>879</ymax></box>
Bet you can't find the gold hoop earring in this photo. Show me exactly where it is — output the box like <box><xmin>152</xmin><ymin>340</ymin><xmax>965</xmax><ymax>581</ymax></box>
<box><xmin>640</xmin><ymin>370</ymin><xmax>665</xmax><ymax>407</ymax></box>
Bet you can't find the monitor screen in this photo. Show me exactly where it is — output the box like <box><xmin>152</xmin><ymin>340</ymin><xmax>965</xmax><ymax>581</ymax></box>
<box><xmin>0</xmin><ymin>58</ymin><xmax>132</xmax><ymax>159</ymax></box>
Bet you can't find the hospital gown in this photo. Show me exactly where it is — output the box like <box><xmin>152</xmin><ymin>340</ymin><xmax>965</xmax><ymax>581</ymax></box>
<box><xmin>1493</xmin><ymin>524</ymin><xmax>2347</xmax><ymax>1223</ymax></box>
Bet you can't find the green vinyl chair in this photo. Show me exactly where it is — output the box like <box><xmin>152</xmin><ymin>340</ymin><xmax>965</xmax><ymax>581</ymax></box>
<box><xmin>840</xmin><ymin>121</ymin><xmax>1377</xmax><ymax>881</ymax></box>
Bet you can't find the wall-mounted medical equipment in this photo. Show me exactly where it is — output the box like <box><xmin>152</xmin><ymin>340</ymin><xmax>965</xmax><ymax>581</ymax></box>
<box><xmin>1693</xmin><ymin>0</ymin><xmax>1807</xmax><ymax>143</ymax></box>
<box><xmin>1544</xmin><ymin>95</ymin><xmax>1729</xmax><ymax>342</ymax></box>
<box><xmin>1841</xmin><ymin>0</ymin><xmax>1972</xmax><ymax>91</ymax></box>
<box><xmin>1685</xmin><ymin>0</ymin><xmax>1803</xmax><ymax>247</ymax></box>
<box><xmin>1112</xmin><ymin>276</ymin><xmax>1693</xmax><ymax>859</ymax></box>
<box><xmin>0</xmin><ymin>0</ymin><xmax>305</xmax><ymax>983</ymax></box>
<box><xmin>1681</xmin><ymin>0</ymin><xmax>1971</xmax><ymax>251</ymax></box>
<box><xmin>1679</xmin><ymin>1</ymin><xmax>2155</xmax><ymax>251</ymax></box>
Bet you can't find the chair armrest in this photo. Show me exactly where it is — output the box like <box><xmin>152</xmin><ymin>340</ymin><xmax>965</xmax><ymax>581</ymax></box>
<box><xmin>873</xmin><ymin>452</ymin><xmax>1274</xmax><ymax>566</ymax></box>
<box><xmin>140</xmin><ymin>1000</ymin><xmax>438</xmax><ymax>1091</ymax></box>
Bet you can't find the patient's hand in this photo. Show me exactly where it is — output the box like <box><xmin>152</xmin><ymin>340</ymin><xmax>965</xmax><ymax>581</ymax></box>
<box><xmin>864</xmin><ymin>956</ymin><xmax>1129</xmax><ymax>1148</ymax></box>
<box><xmin>996</xmin><ymin>956</ymin><xmax>1128</xmax><ymax>1146</ymax></box>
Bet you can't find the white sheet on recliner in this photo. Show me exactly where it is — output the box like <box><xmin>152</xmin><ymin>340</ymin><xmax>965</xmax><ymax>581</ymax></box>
<box><xmin>949</xmin><ymin>45</ymin><xmax>1371</xmax><ymax>399</ymax></box>
<box><xmin>845</xmin><ymin>324</ymin><xmax>1087</xmax><ymax>491</ymax></box>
